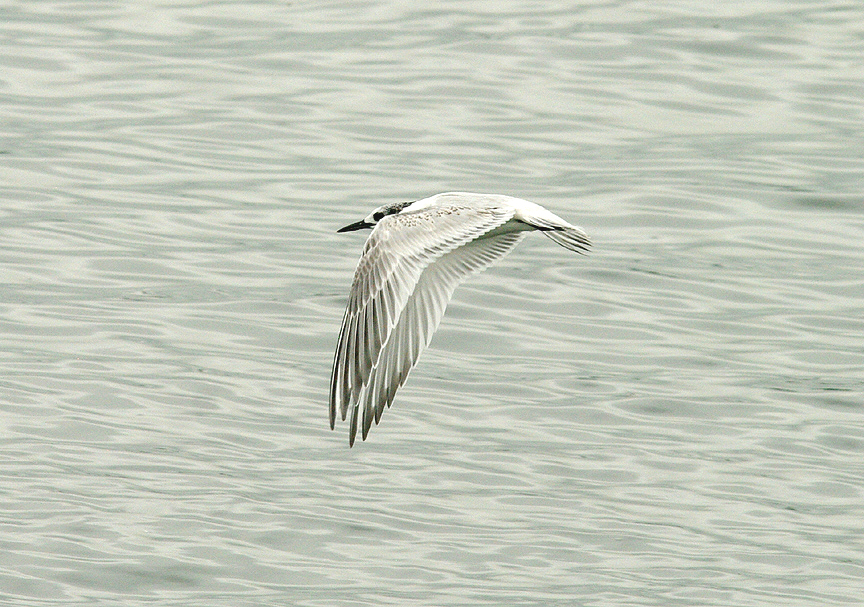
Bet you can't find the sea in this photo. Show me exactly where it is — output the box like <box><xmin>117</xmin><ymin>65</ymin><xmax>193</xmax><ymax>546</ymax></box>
<box><xmin>1</xmin><ymin>1</ymin><xmax>862</xmax><ymax>605</ymax></box>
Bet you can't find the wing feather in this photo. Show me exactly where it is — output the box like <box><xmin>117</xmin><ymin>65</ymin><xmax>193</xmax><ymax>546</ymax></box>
<box><xmin>356</xmin><ymin>231</ymin><xmax>528</xmax><ymax>443</ymax></box>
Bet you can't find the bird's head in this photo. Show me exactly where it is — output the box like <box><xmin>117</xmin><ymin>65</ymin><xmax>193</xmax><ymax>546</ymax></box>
<box><xmin>338</xmin><ymin>201</ymin><xmax>413</xmax><ymax>233</ymax></box>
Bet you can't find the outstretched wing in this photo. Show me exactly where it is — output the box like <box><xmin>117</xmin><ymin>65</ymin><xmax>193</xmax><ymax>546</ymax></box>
<box><xmin>355</xmin><ymin>230</ymin><xmax>528</xmax><ymax>444</ymax></box>
<box><xmin>330</xmin><ymin>199</ymin><xmax>518</xmax><ymax>444</ymax></box>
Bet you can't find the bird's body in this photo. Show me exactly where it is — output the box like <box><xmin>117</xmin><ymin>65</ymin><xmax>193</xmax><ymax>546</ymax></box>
<box><xmin>330</xmin><ymin>192</ymin><xmax>590</xmax><ymax>446</ymax></box>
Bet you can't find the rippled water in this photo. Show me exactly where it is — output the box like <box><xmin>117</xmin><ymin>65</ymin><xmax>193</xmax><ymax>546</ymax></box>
<box><xmin>2</xmin><ymin>1</ymin><xmax>863</xmax><ymax>605</ymax></box>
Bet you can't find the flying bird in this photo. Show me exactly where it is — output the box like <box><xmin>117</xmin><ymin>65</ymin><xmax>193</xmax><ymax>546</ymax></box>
<box><xmin>330</xmin><ymin>192</ymin><xmax>590</xmax><ymax>446</ymax></box>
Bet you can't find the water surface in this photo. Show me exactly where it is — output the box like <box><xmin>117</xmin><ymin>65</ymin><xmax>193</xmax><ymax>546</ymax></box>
<box><xmin>1</xmin><ymin>1</ymin><xmax>863</xmax><ymax>605</ymax></box>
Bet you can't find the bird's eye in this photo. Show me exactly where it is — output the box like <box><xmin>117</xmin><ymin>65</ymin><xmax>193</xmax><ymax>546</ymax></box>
<box><xmin>372</xmin><ymin>212</ymin><xmax>384</xmax><ymax>221</ymax></box>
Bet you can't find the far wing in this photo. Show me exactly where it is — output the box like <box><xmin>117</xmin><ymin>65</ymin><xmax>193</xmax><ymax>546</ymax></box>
<box><xmin>354</xmin><ymin>231</ymin><xmax>528</xmax><ymax>444</ymax></box>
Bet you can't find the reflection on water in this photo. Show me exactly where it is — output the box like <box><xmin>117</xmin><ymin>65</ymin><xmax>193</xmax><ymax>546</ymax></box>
<box><xmin>1</xmin><ymin>1</ymin><xmax>863</xmax><ymax>605</ymax></box>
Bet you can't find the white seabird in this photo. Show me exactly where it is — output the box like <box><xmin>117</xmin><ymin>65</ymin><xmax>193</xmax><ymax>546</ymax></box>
<box><xmin>330</xmin><ymin>192</ymin><xmax>590</xmax><ymax>446</ymax></box>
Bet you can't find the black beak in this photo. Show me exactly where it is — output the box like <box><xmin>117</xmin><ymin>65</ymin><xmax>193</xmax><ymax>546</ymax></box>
<box><xmin>337</xmin><ymin>219</ymin><xmax>373</xmax><ymax>233</ymax></box>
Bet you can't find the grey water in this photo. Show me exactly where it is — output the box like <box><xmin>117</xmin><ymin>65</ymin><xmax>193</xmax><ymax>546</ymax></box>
<box><xmin>1</xmin><ymin>1</ymin><xmax>863</xmax><ymax>605</ymax></box>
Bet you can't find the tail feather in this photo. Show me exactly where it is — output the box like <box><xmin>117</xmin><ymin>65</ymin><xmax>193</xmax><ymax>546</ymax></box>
<box><xmin>542</xmin><ymin>227</ymin><xmax>591</xmax><ymax>254</ymax></box>
<box><xmin>516</xmin><ymin>210</ymin><xmax>591</xmax><ymax>255</ymax></box>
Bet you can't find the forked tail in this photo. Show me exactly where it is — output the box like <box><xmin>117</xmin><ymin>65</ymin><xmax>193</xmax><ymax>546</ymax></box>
<box><xmin>542</xmin><ymin>226</ymin><xmax>591</xmax><ymax>254</ymax></box>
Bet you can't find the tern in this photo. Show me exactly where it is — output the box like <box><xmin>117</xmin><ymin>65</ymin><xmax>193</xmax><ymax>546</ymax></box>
<box><xmin>330</xmin><ymin>192</ymin><xmax>590</xmax><ymax>446</ymax></box>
